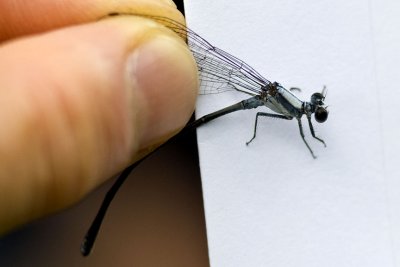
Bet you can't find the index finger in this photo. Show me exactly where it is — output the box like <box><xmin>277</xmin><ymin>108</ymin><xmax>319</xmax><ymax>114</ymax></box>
<box><xmin>0</xmin><ymin>0</ymin><xmax>184</xmax><ymax>41</ymax></box>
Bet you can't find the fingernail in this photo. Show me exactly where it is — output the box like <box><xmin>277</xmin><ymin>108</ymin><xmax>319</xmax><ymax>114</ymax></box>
<box><xmin>126</xmin><ymin>34</ymin><xmax>198</xmax><ymax>149</ymax></box>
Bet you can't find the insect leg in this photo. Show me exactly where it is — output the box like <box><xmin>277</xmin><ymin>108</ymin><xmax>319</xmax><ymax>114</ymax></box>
<box><xmin>246</xmin><ymin>112</ymin><xmax>291</xmax><ymax>145</ymax></box>
<box><xmin>306</xmin><ymin>115</ymin><xmax>326</xmax><ymax>147</ymax></box>
<box><xmin>289</xmin><ymin>87</ymin><xmax>302</xmax><ymax>93</ymax></box>
<box><xmin>297</xmin><ymin>118</ymin><xmax>316</xmax><ymax>159</ymax></box>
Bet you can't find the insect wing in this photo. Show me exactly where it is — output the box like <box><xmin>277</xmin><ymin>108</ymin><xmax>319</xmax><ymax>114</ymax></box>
<box><xmin>143</xmin><ymin>15</ymin><xmax>271</xmax><ymax>95</ymax></box>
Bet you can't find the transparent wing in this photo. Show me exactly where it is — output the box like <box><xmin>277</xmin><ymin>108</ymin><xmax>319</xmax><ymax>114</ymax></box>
<box><xmin>140</xmin><ymin>15</ymin><xmax>271</xmax><ymax>95</ymax></box>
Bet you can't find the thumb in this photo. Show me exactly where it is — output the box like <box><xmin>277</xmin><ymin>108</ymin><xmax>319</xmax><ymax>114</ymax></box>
<box><xmin>0</xmin><ymin>16</ymin><xmax>198</xmax><ymax>234</ymax></box>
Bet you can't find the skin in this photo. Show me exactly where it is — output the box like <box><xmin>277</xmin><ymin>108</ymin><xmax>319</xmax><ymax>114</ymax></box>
<box><xmin>0</xmin><ymin>0</ymin><xmax>198</xmax><ymax>234</ymax></box>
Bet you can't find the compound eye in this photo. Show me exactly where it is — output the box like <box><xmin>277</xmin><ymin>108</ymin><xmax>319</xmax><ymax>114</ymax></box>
<box><xmin>312</xmin><ymin>92</ymin><xmax>324</xmax><ymax>99</ymax></box>
<box><xmin>311</xmin><ymin>92</ymin><xmax>324</xmax><ymax>105</ymax></box>
<box><xmin>315</xmin><ymin>107</ymin><xmax>328</xmax><ymax>123</ymax></box>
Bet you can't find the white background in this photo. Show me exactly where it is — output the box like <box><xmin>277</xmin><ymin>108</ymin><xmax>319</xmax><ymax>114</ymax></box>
<box><xmin>184</xmin><ymin>1</ymin><xmax>400</xmax><ymax>266</ymax></box>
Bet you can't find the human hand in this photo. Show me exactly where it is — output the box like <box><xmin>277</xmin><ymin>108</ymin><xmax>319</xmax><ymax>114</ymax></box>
<box><xmin>0</xmin><ymin>0</ymin><xmax>198</xmax><ymax>234</ymax></box>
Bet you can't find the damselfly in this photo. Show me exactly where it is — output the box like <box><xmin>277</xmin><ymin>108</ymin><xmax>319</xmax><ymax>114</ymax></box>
<box><xmin>81</xmin><ymin>13</ymin><xmax>329</xmax><ymax>256</ymax></box>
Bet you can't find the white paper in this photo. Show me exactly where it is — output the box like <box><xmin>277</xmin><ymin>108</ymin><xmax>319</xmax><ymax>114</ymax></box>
<box><xmin>184</xmin><ymin>1</ymin><xmax>400</xmax><ymax>266</ymax></box>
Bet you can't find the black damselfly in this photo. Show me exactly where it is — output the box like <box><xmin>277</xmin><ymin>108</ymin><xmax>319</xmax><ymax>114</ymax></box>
<box><xmin>81</xmin><ymin>14</ymin><xmax>329</xmax><ymax>256</ymax></box>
